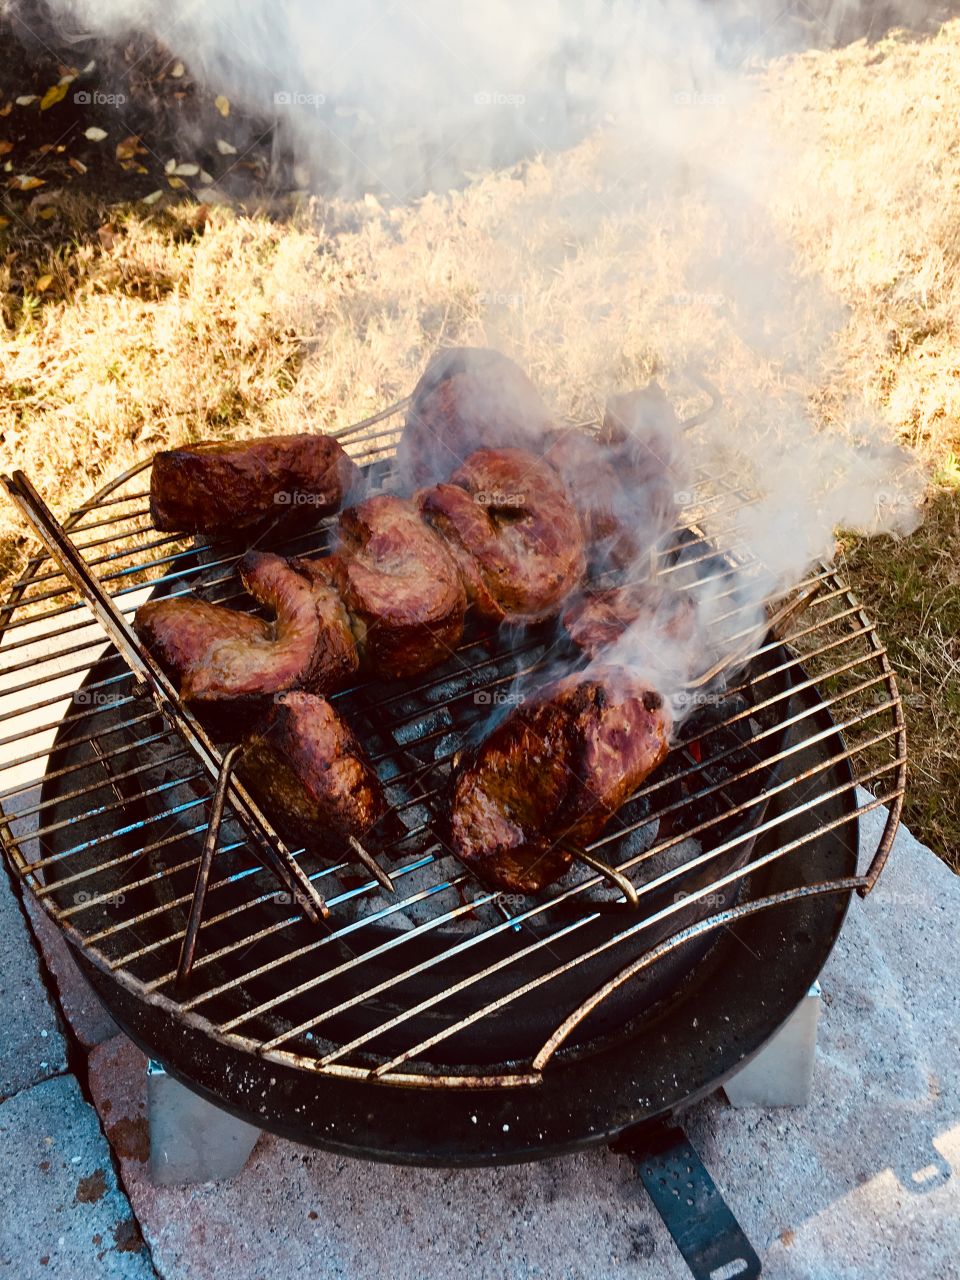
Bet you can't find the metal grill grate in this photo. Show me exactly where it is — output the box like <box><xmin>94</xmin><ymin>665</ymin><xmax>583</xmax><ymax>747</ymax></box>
<box><xmin>0</xmin><ymin>408</ymin><xmax>905</xmax><ymax>1088</ymax></box>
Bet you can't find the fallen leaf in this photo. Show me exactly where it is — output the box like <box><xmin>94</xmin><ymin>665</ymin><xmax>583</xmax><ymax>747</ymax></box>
<box><xmin>172</xmin><ymin>162</ymin><xmax>199</xmax><ymax>176</ymax></box>
<box><xmin>68</xmin><ymin>157</ymin><xmax>88</xmax><ymax>174</ymax></box>
<box><xmin>38</xmin><ymin>207</ymin><xmax>57</xmax><ymax>220</ymax></box>
<box><xmin>164</xmin><ymin>158</ymin><xmax>176</xmax><ymax>173</ymax></box>
<box><xmin>84</xmin><ymin>126</ymin><xmax>108</xmax><ymax>142</ymax></box>
<box><xmin>167</xmin><ymin>176</ymin><xmax>186</xmax><ymax>189</ymax></box>
<box><xmin>169</xmin><ymin>61</ymin><xmax>185</xmax><ymax>79</ymax></box>
<box><xmin>141</xmin><ymin>189</ymin><xmax>163</xmax><ymax>205</ymax></box>
<box><xmin>199</xmin><ymin>169</ymin><xmax>214</xmax><ymax>185</ymax></box>
<box><xmin>8</xmin><ymin>175</ymin><xmax>45</xmax><ymax>190</ymax></box>
<box><xmin>0</xmin><ymin>216</ymin><xmax>9</xmax><ymax>228</ymax></box>
<box><xmin>35</xmin><ymin>273</ymin><xmax>53</xmax><ymax>291</ymax></box>
<box><xmin>0</xmin><ymin>141</ymin><xmax>12</xmax><ymax>156</ymax></box>
<box><xmin>0</xmin><ymin>104</ymin><xmax>11</xmax><ymax>117</ymax></box>
<box><xmin>40</xmin><ymin>81</ymin><xmax>69</xmax><ymax>108</ymax></box>
<box><xmin>15</xmin><ymin>95</ymin><xmax>38</xmax><ymax>106</ymax></box>
<box><xmin>81</xmin><ymin>60</ymin><xmax>96</xmax><ymax>75</ymax></box>
<box><xmin>115</xmin><ymin>134</ymin><xmax>144</xmax><ymax>161</ymax></box>
<box><xmin>120</xmin><ymin>161</ymin><xmax>149</xmax><ymax>174</ymax></box>
<box><xmin>215</xmin><ymin>138</ymin><xmax>237</xmax><ymax>156</ymax></box>
<box><xmin>97</xmin><ymin>224</ymin><xmax>115</xmax><ymax>250</ymax></box>
<box><xmin>214</xmin><ymin>94</ymin><xmax>230</xmax><ymax>117</ymax></box>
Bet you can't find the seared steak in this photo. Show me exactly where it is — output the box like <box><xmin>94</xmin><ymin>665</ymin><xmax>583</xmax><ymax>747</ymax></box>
<box><xmin>320</xmin><ymin>494</ymin><xmax>467</xmax><ymax>679</ymax></box>
<box><xmin>134</xmin><ymin>551</ymin><xmax>358</xmax><ymax>712</ymax></box>
<box><xmin>450</xmin><ymin>667</ymin><xmax>671</xmax><ymax>894</ymax></box>
<box><xmin>240</xmin><ymin>692</ymin><xmax>385</xmax><ymax>852</ymax></box>
<box><xmin>418</xmin><ymin>447</ymin><xmax>585</xmax><ymax>624</ymax></box>
<box><xmin>396</xmin><ymin>347</ymin><xmax>556</xmax><ymax>489</ymax></box>
<box><xmin>150</xmin><ymin>434</ymin><xmax>361</xmax><ymax>535</ymax></box>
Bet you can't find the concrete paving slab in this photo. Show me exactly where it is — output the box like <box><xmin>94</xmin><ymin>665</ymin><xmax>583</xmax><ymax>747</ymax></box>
<box><xmin>24</xmin><ymin>893</ymin><xmax>119</xmax><ymax>1050</ymax></box>
<box><xmin>0</xmin><ymin>1073</ymin><xmax>156</xmax><ymax>1279</ymax></box>
<box><xmin>83</xmin><ymin>800</ymin><xmax>960</xmax><ymax>1280</ymax></box>
<box><xmin>0</xmin><ymin>866</ymin><xmax>67</xmax><ymax>1101</ymax></box>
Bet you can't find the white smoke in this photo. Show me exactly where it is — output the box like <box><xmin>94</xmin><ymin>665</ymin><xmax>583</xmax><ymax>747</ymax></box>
<box><xmin>23</xmin><ymin>0</ymin><xmax>928</xmax><ymax>712</ymax></box>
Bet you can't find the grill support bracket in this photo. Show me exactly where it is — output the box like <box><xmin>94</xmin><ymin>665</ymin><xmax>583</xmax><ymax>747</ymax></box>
<box><xmin>620</xmin><ymin>1123</ymin><xmax>762</xmax><ymax>1280</ymax></box>
<box><xmin>146</xmin><ymin>1059</ymin><xmax>260</xmax><ymax>1185</ymax></box>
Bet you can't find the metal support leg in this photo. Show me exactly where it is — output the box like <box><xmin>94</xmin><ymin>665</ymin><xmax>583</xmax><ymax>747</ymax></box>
<box><xmin>147</xmin><ymin>1060</ymin><xmax>261</xmax><ymax>1185</ymax></box>
<box><xmin>724</xmin><ymin>982</ymin><xmax>821</xmax><ymax>1108</ymax></box>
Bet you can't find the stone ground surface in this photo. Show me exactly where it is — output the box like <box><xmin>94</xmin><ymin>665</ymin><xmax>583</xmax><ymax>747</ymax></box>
<box><xmin>0</xmin><ymin>1075</ymin><xmax>155</xmax><ymax>1279</ymax></box>
<box><xmin>0</xmin><ymin>866</ymin><xmax>67</xmax><ymax>1099</ymax></box>
<box><xmin>1</xmin><ymin>799</ymin><xmax>958</xmax><ymax>1279</ymax></box>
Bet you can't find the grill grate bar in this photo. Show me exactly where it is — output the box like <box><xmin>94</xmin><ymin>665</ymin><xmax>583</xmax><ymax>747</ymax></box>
<box><xmin>294</xmin><ymin>781</ymin><xmax>898</xmax><ymax>1067</ymax></box>
<box><xmin>163</xmin><ymin>716</ymin><xmax>900</xmax><ymax>1010</ymax></box>
<box><xmin>0</xmin><ymin>414</ymin><xmax>904</xmax><ymax>1085</ymax></box>
<box><xmin>367</xmin><ymin>791</ymin><xmax>897</xmax><ymax>1078</ymax></box>
<box><xmin>200</xmin><ymin>725</ymin><xmax>902</xmax><ymax>1037</ymax></box>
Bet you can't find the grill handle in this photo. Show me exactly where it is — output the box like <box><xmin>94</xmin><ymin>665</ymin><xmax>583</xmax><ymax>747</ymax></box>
<box><xmin>614</xmin><ymin>1122</ymin><xmax>762</xmax><ymax>1280</ymax></box>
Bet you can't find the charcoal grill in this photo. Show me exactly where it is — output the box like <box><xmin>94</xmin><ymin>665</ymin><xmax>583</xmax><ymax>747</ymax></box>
<box><xmin>0</xmin><ymin>399</ymin><xmax>905</xmax><ymax>1278</ymax></box>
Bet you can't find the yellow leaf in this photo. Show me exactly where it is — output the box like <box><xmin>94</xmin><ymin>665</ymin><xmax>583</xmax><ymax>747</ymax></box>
<box><xmin>35</xmin><ymin>274</ymin><xmax>53</xmax><ymax>291</ymax></box>
<box><xmin>115</xmin><ymin>134</ymin><xmax>144</xmax><ymax>161</ymax></box>
<box><xmin>68</xmin><ymin>157</ymin><xmax>87</xmax><ymax>174</ymax></box>
<box><xmin>214</xmin><ymin>94</ymin><xmax>230</xmax><ymax>117</ymax></box>
<box><xmin>38</xmin><ymin>207</ymin><xmax>57</xmax><ymax>220</ymax></box>
<box><xmin>40</xmin><ymin>82</ymin><xmax>69</xmax><ymax>110</ymax></box>
<box><xmin>0</xmin><ymin>216</ymin><xmax>10</xmax><ymax>228</ymax></box>
<box><xmin>9</xmin><ymin>175</ymin><xmax>45</xmax><ymax>190</ymax></box>
<box><xmin>167</xmin><ymin>176</ymin><xmax>186</xmax><ymax>189</ymax></box>
<box><xmin>84</xmin><ymin>126</ymin><xmax>108</xmax><ymax>142</ymax></box>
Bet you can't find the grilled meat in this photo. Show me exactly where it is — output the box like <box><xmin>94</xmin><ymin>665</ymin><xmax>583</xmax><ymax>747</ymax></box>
<box><xmin>318</xmin><ymin>494</ymin><xmax>467</xmax><ymax>680</ymax></box>
<box><xmin>418</xmin><ymin>447</ymin><xmax>585</xmax><ymax>623</ymax></box>
<box><xmin>240</xmin><ymin>692</ymin><xmax>385</xmax><ymax>852</ymax></box>
<box><xmin>542</xmin><ymin>429</ymin><xmax>650</xmax><ymax>569</ymax></box>
<box><xmin>396</xmin><ymin>347</ymin><xmax>556</xmax><ymax>489</ymax></box>
<box><xmin>134</xmin><ymin>551</ymin><xmax>358</xmax><ymax>711</ymax></box>
<box><xmin>450</xmin><ymin>667</ymin><xmax>672</xmax><ymax>894</ymax></box>
<box><xmin>563</xmin><ymin>584</ymin><xmax>698</xmax><ymax>661</ymax></box>
<box><xmin>150</xmin><ymin>434</ymin><xmax>361</xmax><ymax>535</ymax></box>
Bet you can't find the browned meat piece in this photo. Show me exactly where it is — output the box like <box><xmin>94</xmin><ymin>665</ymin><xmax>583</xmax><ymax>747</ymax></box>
<box><xmin>541</xmin><ymin>429</ymin><xmax>647</xmax><ymax>568</ymax></box>
<box><xmin>418</xmin><ymin>447</ymin><xmax>585</xmax><ymax>624</ymax></box>
<box><xmin>133</xmin><ymin>596</ymin><xmax>270</xmax><ymax>679</ymax></box>
<box><xmin>396</xmin><ymin>347</ymin><xmax>556</xmax><ymax>489</ymax></box>
<box><xmin>317</xmin><ymin>494</ymin><xmax>467</xmax><ymax>680</ymax></box>
<box><xmin>450</xmin><ymin>667</ymin><xmax>672</xmax><ymax>894</ymax></box>
<box><xmin>563</xmin><ymin>584</ymin><xmax>699</xmax><ymax>661</ymax></box>
<box><xmin>134</xmin><ymin>551</ymin><xmax>358</xmax><ymax>711</ymax></box>
<box><xmin>240</xmin><ymin>692</ymin><xmax>385</xmax><ymax>852</ymax></box>
<box><xmin>150</xmin><ymin>434</ymin><xmax>361</xmax><ymax>535</ymax></box>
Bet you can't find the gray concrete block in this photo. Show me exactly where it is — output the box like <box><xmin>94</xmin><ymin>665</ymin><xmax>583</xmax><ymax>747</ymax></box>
<box><xmin>23</xmin><ymin>893</ymin><xmax>119</xmax><ymax>1051</ymax></box>
<box><xmin>0</xmin><ymin>867</ymin><xmax>67</xmax><ymax>1100</ymax></box>
<box><xmin>0</xmin><ymin>1074</ymin><xmax>156</xmax><ymax>1279</ymax></box>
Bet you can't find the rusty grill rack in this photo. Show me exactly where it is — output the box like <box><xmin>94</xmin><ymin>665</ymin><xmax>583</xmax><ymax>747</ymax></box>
<box><xmin>0</xmin><ymin>405</ymin><xmax>905</xmax><ymax>1088</ymax></box>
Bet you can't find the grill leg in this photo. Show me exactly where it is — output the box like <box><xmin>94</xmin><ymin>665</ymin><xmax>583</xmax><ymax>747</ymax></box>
<box><xmin>147</xmin><ymin>1060</ymin><xmax>261</xmax><ymax>1185</ymax></box>
<box><xmin>723</xmin><ymin>982</ymin><xmax>821</xmax><ymax>1108</ymax></box>
<box><xmin>614</xmin><ymin>1123</ymin><xmax>761</xmax><ymax>1280</ymax></box>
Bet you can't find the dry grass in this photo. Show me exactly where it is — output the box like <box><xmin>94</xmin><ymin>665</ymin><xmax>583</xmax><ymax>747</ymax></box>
<box><xmin>1</xmin><ymin>19</ymin><xmax>958</xmax><ymax>861</ymax></box>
